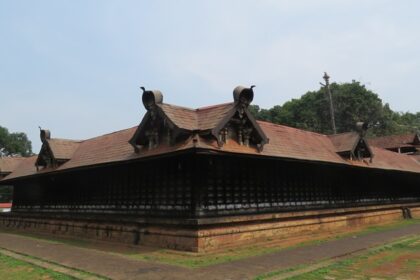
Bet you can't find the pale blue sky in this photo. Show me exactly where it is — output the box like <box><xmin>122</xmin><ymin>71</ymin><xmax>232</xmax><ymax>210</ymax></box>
<box><xmin>1</xmin><ymin>0</ymin><xmax>419</xmax><ymax>152</ymax></box>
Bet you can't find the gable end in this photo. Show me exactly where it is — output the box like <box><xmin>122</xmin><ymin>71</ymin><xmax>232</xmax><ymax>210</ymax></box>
<box><xmin>211</xmin><ymin>86</ymin><xmax>268</xmax><ymax>151</ymax></box>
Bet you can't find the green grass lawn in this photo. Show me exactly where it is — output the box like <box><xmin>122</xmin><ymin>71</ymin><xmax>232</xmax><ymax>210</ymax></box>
<box><xmin>257</xmin><ymin>234</ymin><xmax>420</xmax><ymax>280</ymax></box>
<box><xmin>0</xmin><ymin>252</ymin><xmax>74</xmax><ymax>280</ymax></box>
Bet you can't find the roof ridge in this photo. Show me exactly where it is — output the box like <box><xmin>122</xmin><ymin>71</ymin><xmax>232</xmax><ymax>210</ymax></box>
<box><xmin>48</xmin><ymin>138</ymin><xmax>83</xmax><ymax>143</ymax></box>
<box><xmin>159</xmin><ymin>103</ymin><xmax>196</xmax><ymax>111</ymax></box>
<box><xmin>196</xmin><ymin>102</ymin><xmax>233</xmax><ymax>111</ymax></box>
<box><xmin>77</xmin><ymin>126</ymin><xmax>137</xmax><ymax>142</ymax></box>
<box><xmin>257</xmin><ymin>120</ymin><xmax>331</xmax><ymax>137</ymax></box>
<box><xmin>328</xmin><ymin>131</ymin><xmax>358</xmax><ymax>137</ymax></box>
<box><xmin>159</xmin><ymin>102</ymin><xmax>234</xmax><ymax>112</ymax></box>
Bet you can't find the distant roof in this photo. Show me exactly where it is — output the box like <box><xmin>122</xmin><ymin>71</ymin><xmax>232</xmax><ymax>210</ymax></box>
<box><xmin>369</xmin><ymin>134</ymin><xmax>419</xmax><ymax>150</ymax></box>
<box><xmin>0</xmin><ymin>157</ymin><xmax>26</xmax><ymax>174</ymax></box>
<box><xmin>2</xmin><ymin>156</ymin><xmax>38</xmax><ymax>179</ymax></box>
<box><xmin>0</xmin><ymin>203</ymin><xmax>12</xmax><ymax>208</ymax></box>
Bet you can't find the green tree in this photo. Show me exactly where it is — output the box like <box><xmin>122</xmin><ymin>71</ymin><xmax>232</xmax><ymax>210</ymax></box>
<box><xmin>0</xmin><ymin>126</ymin><xmax>32</xmax><ymax>156</ymax></box>
<box><xmin>250</xmin><ymin>81</ymin><xmax>419</xmax><ymax>136</ymax></box>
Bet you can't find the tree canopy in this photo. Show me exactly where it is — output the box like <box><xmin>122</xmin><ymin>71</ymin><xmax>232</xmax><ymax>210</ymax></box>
<box><xmin>0</xmin><ymin>126</ymin><xmax>32</xmax><ymax>157</ymax></box>
<box><xmin>250</xmin><ymin>81</ymin><xmax>420</xmax><ymax>137</ymax></box>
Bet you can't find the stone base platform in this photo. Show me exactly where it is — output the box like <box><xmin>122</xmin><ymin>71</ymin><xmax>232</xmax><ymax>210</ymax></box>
<box><xmin>1</xmin><ymin>203</ymin><xmax>419</xmax><ymax>252</ymax></box>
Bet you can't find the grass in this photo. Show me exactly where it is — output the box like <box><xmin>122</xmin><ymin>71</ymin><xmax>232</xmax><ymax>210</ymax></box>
<box><xmin>6</xmin><ymin>250</ymin><xmax>109</xmax><ymax>280</ymax></box>
<box><xmin>256</xmin><ymin>234</ymin><xmax>420</xmax><ymax>280</ymax></box>
<box><xmin>0</xmin><ymin>252</ymin><xmax>75</xmax><ymax>280</ymax></box>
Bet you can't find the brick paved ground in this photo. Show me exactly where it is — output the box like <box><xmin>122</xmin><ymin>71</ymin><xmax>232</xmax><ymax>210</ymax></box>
<box><xmin>0</xmin><ymin>223</ymin><xmax>420</xmax><ymax>280</ymax></box>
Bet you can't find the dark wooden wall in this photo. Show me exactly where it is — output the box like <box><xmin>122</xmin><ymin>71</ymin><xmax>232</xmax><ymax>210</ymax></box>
<box><xmin>198</xmin><ymin>154</ymin><xmax>420</xmax><ymax>216</ymax></box>
<box><xmin>10</xmin><ymin>153</ymin><xmax>420</xmax><ymax>218</ymax></box>
<box><xmin>12</xmin><ymin>154</ymin><xmax>196</xmax><ymax>217</ymax></box>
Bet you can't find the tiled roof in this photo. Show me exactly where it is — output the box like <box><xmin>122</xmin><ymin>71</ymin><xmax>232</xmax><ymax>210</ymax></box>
<box><xmin>158</xmin><ymin>102</ymin><xmax>234</xmax><ymax>131</ymax></box>
<box><xmin>0</xmin><ymin>157</ymin><xmax>26</xmax><ymax>174</ymax></box>
<box><xmin>58</xmin><ymin>127</ymin><xmax>139</xmax><ymax>170</ymax></box>
<box><xmin>1</xmin><ymin>156</ymin><xmax>38</xmax><ymax>179</ymax></box>
<box><xmin>51</xmin><ymin>127</ymin><xmax>196</xmax><ymax>171</ymax></box>
<box><xmin>369</xmin><ymin>134</ymin><xmax>418</xmax><ymax>149</ymax></box>
<box><xmin>2</xmin><ymin>103</ymin><xmax>420</xmax><ymax>182</ymax></box>
<box><xmin>347</xmin><ymin>146</ymin><xmax>420</xmax><ymax>173</ymax></box>
<box><xmin>159</xmin><ymin>104</ymin><xmax>198</xmax><ymax>130</ymax></box>
<box><xmin>47</xmin><ymin>139</ymin><xmax>81</xmax><ymax>160</ymax></box>
<box><xmin>328</xmin><ymin>132</ymin><xmax>359</xmax><ymax>153</ymax></box>
<box><xmin>257</xmin><ymin>121</ymin><xmax>346</xmax><ymax>164</ymax></box>
<box><xmin>196</xmin><ymin>103</ymin><xmax>234</xmax><ymax>131</ymax></box>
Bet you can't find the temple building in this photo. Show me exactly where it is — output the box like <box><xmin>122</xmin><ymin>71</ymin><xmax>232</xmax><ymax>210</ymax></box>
<box><xmin>1</xmin><ymin>86</ymin><xmax>420</xmax><ymax>252</ymax></box>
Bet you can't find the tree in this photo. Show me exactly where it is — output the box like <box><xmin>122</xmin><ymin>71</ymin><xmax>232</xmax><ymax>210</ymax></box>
<box><xmin>0</xmin><ymin>126</ymin><xmax>32</xmax><ymax>156</ymax></box>
<box><xmin>250</xmin><ymin>81</ymin><xmax>419</xmax><ymax>136</ymax></box>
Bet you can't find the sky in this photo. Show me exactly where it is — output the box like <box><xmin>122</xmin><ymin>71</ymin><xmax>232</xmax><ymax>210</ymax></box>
<box><xmin>1</xmin><ymin>0</ymin><xmax>420</xmax><ymax>152</ymax></box>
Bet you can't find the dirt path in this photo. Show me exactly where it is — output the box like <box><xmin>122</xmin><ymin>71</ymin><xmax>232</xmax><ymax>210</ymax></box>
<box><xmin>1</xmin><ymin>223</ymin><xmax>420</xmax><ymax>280</ymax></box>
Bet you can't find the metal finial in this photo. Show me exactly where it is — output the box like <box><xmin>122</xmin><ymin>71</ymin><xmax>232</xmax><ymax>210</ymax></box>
<box><xmin>323</xmin><ymin>72</ymin><xmax>330</xmax><ymax>84</ymax></box>
<box><xmin>140</xmin><ymin>86</ymin><xmax>146</xmax><ymax>93</ymax></box>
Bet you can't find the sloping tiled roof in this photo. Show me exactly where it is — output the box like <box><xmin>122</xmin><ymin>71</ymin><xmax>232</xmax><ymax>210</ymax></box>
<box><xmin>257</xmin><ymin>121</ymin><xmax>346</xmax><ymax>164</ymax></box>
<box><xmin>158</xmin><ymin>102</ymin><xmax>234</xmax><ymax>131</ymax></box>
<box><xmin>59</xmin><ymin>127</ymin><xmax>198</xmax><ymax>171</ymax></box>
<box><xmin>1</xmin><ymin>156</ymin><xmax>38</xmax><ymax>179</ymax></box>
<box><xmin>347</xmin><ymin>146</ymin><xmax>420</xmax><ymax>173</ymax></box>
<box><xmin>4</xmin><ymin>127</ymin><xmax>197</xmax><ymax>181</ymax></box>
<box><xmin>369</xmin><ymin>134</ymin><xmax>418</xmax><ymax>149</ymax></box>
<box><xmin>196</xmin><ymin>103</ymin><xmax>234</xmax><ymax>131</ymax></box>
<box><xmin>328</xmin><ymin>132</ymin><xmax>360</xmax><ymax>153</ymax></box>
<box><xmin>58</xmin><ymin>127</ymin><xmax>138</xmax><ymax>170</ymax></box>
<box><xmin>2</xmin><ymin>103</ymin><xmax>420</xmax><ymax>182</ymax></box>
<box><xmin>159</xmin><ymin>104</ymin><xmax>198</xmax><ymax>130</ymax></box>
<box><xmin>0</xmin><ymin>157</ymin><xmax>26</xmax><ymax>174</ymax></box>
<box><xmin>47</xmin><ymin>139</ymin><xmax>81</xmax><ymax>160</ymax></box>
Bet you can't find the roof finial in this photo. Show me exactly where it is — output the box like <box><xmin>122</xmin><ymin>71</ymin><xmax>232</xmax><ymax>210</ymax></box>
<box><xmin>141</xmin><ymin>88</ymin><xmax>163</xmax><ymax>110</ymax></box>
<box><xmin>356</xmin><ymin>122</ymin><xmax>369</xmax><ymax>137</ymax></box>
<box><xmin>233</xmin><ymin>85</ymin><xmax>254</xmax><ymax>106</ymax></box>
<box><xmin>40</xmin><ymin>129</ymin><xmax>51</xmax><ymax>142</ymax></box>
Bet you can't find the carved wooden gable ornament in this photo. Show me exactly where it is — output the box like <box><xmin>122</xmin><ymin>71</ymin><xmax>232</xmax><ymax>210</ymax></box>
<box><xmin>130</xmin><ymin>86</ymin><xmax>269</xmax><ymax>153</ymax></box>
<box><xmin>129</xmin><ymin>88</ymin><xmax>184</xmax><ymax>152</ymax></box>
<box><xmin>212</xmin><ymin>86</ymin><xmax>268</xmax><ymax>151</ymax></box>
<box><xmin>352</xmin><ymin>137</ymin><xmax>373</xmax><ymax>160</ymax></box>
<box><xmin>329</xmin><ymin>122</ymin><xmax>374</xmax><ymax>162</ymax></box>
<box><xmin>35</xmin><ymin>129</ymin><xmax>55</xmax><ymax>169</ymax></box>
<box><xmin>353</xmin><ymin>122</ymin><xmax>374</xmax><ymax>160</ymax></box>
